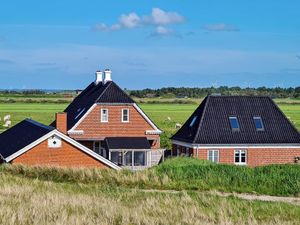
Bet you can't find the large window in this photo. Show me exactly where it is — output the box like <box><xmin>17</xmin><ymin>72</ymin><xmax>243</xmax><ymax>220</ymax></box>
<box><xmin>208</xmin><ymin>150</ymin><xmax>219</xmax><ymax>163</ymax></box>
<box><xmin>234</xmin><ymin>150</ymin><xmax>247</xmax><ymax>165</ymax></box>
<box><xmin>229</xmin><ymin>116</ymin><xmax>240</xmax><ymax>131</ymax></box>
<box><xmin>110</xmin><ymin>151</ymin><xmax>147</xmax><ymax>167</ymax></box>
<box><xmin>253</xmin><ymin>116</ymin><xmax>264</xmax><ymax>131</ymax></box>
<box><xmin>122</xmin><ymin>109</ymin><xmax>129</xmax><ymax>122</ymax></box>
<box><xmin>101</xmin><ymin>109</ymin><xmax>108</xmax><ymax>122</ymax></box>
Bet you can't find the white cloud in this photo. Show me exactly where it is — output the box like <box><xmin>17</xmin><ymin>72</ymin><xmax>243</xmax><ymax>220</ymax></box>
<box><xmin>119</xmin><ymin>13</ymin><xmax>141</xmax><ymax>28</ymax></box>
<box><xmin>143</xmin><ymin>8</ymin><xmax>185</xmax><ymax>25</ymax></box>
<box><xmin>93</xmin><ymin>8</ymin><xmax>185</xmax><ymax>33</ymax></box>
<box><xmin>203</xmin><ymin>23</ymin><xmax>239</xmax><ymax>32</ymax></box>
<box><xmin>152</xmin><ymin>26</ymin><xmax>173</xmax><ymax>36</ymax></box>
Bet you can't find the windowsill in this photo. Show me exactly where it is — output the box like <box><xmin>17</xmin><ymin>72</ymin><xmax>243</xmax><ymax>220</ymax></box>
<box><xmin>234</xmin><ymin>162</ymin><xmax>247</xmax><ymax>166</ymax></box>
<box><xmin>101</xmin><ymin>121</ymin><xmax>108</xmax><ymax>123</ymax></box>
<box><xmin>121</xmin><ymin>121</ymin><xmax>129</xmax><ymax>123</ymax></box>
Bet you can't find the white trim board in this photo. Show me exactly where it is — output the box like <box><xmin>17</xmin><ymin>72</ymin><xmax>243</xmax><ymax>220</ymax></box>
<box><xmin>5</xmin><ymin>129</ymin><xmax>121</xmax><ymax>170</ymax></box>
<box><xmin>172</xmin><ymin>140</ymin><xmax>300</xmax><ymax>149</ymax></box>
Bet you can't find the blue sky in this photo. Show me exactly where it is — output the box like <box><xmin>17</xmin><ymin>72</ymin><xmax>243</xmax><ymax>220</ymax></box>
<box><xmin>0</xmin><ymin>0</ymin><xmax>299</xmax><ymax>89</ymax></box>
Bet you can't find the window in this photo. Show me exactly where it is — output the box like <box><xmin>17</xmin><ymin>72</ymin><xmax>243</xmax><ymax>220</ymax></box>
<box><xmin>253</xmin><ymin>116</ymin><xmax>264</xmax><ymax>131</ymax></box>
<box><xmin>134</xmin><ymin>151</ymin><xmax>146</xmax><ymax>166</ymax></box>
<box><xmin>75</xmin><ymin>108</ymin><xmax>85</xmax><ymax>120</ymax></box>
<box><xmin>122</xmin><ymin>109</ymin><xmax>129</xmax><ymax>122</ymax></box>
<box><xmin>189</xmin><ymin>116</ymin><xmax>197</xmax><ymax>127</ymax></box>
<box><xmin>229</xmin><ymin>116</ymin><xmax>240</xmax><ymax>131</ymax></box>
<box><xmin>101</xmin><ymin>109</ymin><xmax>108</xmax><ymax>122</ymax></box>
<box><xmin>234</xmin><ymin>150</ymin><xmax>247</xmax><ymax>165</ymax></box>
<box><xmin>208</xmin><ymin>150</ymin><xmax>219</xmax><ymax>163</ymax></box>
<box><xmin>93</xmin><ymin>141</ymin><xmax>106</xmax><ymax>158</ymax></box>
<box><xmin>109</xmin><ymin>151</ymin><xmax>147</xmax><ymax>167</ymax></box>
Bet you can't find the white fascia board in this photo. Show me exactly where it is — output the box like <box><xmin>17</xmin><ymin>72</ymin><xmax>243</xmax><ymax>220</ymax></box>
<box><xmin>133</xmin><ymin>103</ymin><xmax>162</xmax><ymax>134</ymax></box>
<box><xmin>5</xmin><ymin>129</ymin><xmax>121</xmax><ymax>170</ymax></box>
<box><xmin>172</xmin><ymin>140</ymin><xmax>300</xmax><ymax>149</ymax></box>
<box><xmin>68</xmin><ymin>103</ymin><xmax>97</xmax><ymax>132</ymax></box>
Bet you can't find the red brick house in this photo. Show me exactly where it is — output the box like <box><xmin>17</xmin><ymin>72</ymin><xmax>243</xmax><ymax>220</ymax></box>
<box><xmin>0</xmin><ymin>119</ymin><xmax>120</xmax><ymax>169</ymax></box>
<box><xmin>171</xmin><ymin>96</ymin><xmax>300</xmax><ymax>167</ymax></box>
<box><xmin>0</xmin><ymin>69</ymin><xmax>163</xmax><ymax>169</ymax></box>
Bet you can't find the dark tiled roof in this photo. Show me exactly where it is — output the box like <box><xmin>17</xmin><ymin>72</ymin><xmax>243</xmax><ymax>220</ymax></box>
<box><xmin>172</xmin><ymin>96</ymin><xmax>300</xmax><ymax>145</ymax></box>
<box><xmin>105</xmin><ymin>137</ymin><xmax>151</xmax><ymax>149</ymax></box>
<box><xmin>51</xmin><ymin>81</ymin><xmax>135</xmax><ymax>130</ymax></box>
<box><xmin>0</xmin><ymin>119</ymin><xmax>54</xmax><ymax>158</ymax></box>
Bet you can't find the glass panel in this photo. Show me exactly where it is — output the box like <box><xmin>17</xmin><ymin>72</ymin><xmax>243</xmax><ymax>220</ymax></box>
<box><xmin>134</xmin><ymin>151</ymin><xmax>146</xmax><ymax>166</ymax></box>
<box><xmin>254</xmin><ymin>117</ymin><xmax>264</xmax><ymax>130</ymax></box>
<box><xmin>102</xmin><ymin>109</ymin><xmax>108</xmax><ymax>122</ymax></box>
<box><xmin>213</xmin><ymin>151</ymin><xmax>219</xmax><ymax>163</ymax></box>
<box><xmin>189</xmin><ymin>116</ymin><xmax>197</xmax><ymax>127</ymax></box>
<box><xmin>241</xmin><ymin>151</ymin><xmax>246</xmax><ymax>163</ymax></box>
<box><xmin>123</xmin><ymin>109</ymin><xmax>129</xmax><ymax>121</ymax></box>
<box><xmin>235</xmin><ymin>151</ymin><xmax>240</xmax><ymax>163</ymax></box>
<box><xmin>124</xmin><ymin>151</ymin><xmax>132</xmax><ymax>166</ymax></box>
<box><xmin>111</xmin><ymin>152</ymin><xmax>120</xmax><ymax>165</ymax></box>
<box><xmin>229</xmin><ymin>117</ymin><xmax>240</xmax><ymax>130</ymax></box>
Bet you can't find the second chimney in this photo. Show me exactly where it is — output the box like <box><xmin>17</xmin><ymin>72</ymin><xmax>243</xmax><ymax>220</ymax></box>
<box><xmin>56</xmin><ymin>112</ymin><xmax>67</xmax><ymax>134</ymax></box>
<box><xmin>104</xmin><ymin>69</ymin><xmax>112</xmax><ymax>84</ymax></box>
<box><xmin>95</xmin><ymin>70</ymin><xmax>103</xmax><ymax>85</ymax></box>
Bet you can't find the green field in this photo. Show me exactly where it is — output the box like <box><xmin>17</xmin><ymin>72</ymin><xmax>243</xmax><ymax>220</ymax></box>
<box><xmin>0</xmin><ymin>102</ymin><xmax>299</xmax><ymax>148</ymax></box>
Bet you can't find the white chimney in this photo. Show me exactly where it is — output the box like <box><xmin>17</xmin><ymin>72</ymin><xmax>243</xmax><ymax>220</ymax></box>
<box><xmin>95</xmin><ymin>70</ymin><xmax>103</xmax><ymax>85</ymax></box>
<box><xmin>104</xmin><ymin>69</ymin><xmax>112</xmax><ymax>84</ymax></box>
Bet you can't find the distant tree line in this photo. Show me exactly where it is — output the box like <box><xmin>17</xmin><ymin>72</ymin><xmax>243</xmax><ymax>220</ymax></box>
<box><xmin>129</xmin><ymin>86</ymin><xmax>300</xmax><ymax>99</ymax></box>
<box><xmin>0</xmin><ymin>90</ymin><xmax>46</xmax><ymax>95</ymax></box>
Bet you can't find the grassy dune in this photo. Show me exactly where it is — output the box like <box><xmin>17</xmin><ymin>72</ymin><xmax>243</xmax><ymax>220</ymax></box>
<box><xmin>0</xmin><ymin>161</ymin><xmax>300</xmax><ymax>225</ymax></box>
<box><xmin>2</xmin><ymin>157</ymin><xmax>300</xmax><ymax>196</ymax></box>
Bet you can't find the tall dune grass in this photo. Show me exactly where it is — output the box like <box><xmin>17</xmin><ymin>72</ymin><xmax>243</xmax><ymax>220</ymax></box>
<box><xmin>0</xmin><ymin>172</ymin><xmax>299</xmax><ymax>225</ymax></box>
<box><xmin>1</xmin><ymin>157</ymin><xmax>300</xmax><ymax>196</ymax></box>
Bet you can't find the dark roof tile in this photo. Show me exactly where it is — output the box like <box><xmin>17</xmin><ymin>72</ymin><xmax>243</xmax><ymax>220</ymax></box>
<box><xmin>172</xmin><ymin>96</ymin><xmax>300</xmax><ymax>145</ymax></box>
<box><xmin>0</xmin><ymin>119</ymin><xmax>54</xmax><ymax>158</ymax></box>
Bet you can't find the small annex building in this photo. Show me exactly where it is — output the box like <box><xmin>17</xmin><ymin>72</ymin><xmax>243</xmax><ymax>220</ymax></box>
<box><xmin>0</xmin><ymin>119</ymin><xmax>120</xmax><ymax>169</ymax></box>
<box><xmin>171</xmin><ymin>95</ymin><xmax>300</xmax><ymax>167</ymax></box>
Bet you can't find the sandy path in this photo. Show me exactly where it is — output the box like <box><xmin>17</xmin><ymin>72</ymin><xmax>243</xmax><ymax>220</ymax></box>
<box><xmin>141</xmin><ymin>189</ymin><xmax>300</xmax><ymax>206</ymax></box>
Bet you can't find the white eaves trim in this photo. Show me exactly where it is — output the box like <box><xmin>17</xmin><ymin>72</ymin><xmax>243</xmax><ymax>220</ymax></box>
<box><xmin>133</xmin><ymin>103</ymin><xmax>162</xmax><ymax>134</ymax></box>
<box><xmin>5</xmin><ymin>129</ymin><xmax>121</xmax><ymax>170</ymax></box>
<box><xmin>172</xmin><ymin>140</ymin><xmax>300</xmax><ymax>149</ymax></box>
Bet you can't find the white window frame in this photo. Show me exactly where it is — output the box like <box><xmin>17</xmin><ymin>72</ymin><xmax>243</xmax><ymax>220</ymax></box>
<box><xmin>207</xmin><ymin>150</ymin><xmax>219</xmax><ymax>163</ymax></box>
<box><xmin>234</xmin><ymin>150</ymin><xmax>247</xmax><ymax>165</ymax></box>
<box><xmin>101</xmin><ymin>108</ymin><xmax>108</xmax><ymax>122</ymax></box>
<box><xmin>121</xmin><ymin>108</ymin><xmax>129</xmax><ymax>123</ymax></box>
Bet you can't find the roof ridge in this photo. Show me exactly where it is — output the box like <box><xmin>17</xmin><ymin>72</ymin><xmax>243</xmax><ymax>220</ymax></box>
<box><xmin>95</xmin><ymin>81</ymin><xmax>113</xmax><ymax>102</ymax></box>
<box><xmin>25</xmin><ymin>119</ymin><xmax>54</xmax><ymax>131</ymax></box>
<box><xmin>110</xmin><ymin>82</ymin><xmax>136</xmax><ymax>103</ymax></box>
<box><xmin>192</xmin><ymin>96</ymin><xmax>210</xmax><ymax>144</ymax></box>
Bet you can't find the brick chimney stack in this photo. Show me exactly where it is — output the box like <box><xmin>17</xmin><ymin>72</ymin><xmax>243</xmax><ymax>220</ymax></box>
<box><xmin>56</xmin><ymin>112</ymin><xmax>67</xmax><ymax>134</ymax></box>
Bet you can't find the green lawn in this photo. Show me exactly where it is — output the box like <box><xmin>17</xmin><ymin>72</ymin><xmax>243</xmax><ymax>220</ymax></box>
<box><xmin>0</xmin><ymin>102</ymin><xmax>299</xmax><ymax>148</ymax></box>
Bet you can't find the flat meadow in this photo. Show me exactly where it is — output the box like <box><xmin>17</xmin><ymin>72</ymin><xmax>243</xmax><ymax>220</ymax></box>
<box><xmin>0</xmin><ymin>101</ymin><xmax>299</xmax><ymax>148</ymax></box>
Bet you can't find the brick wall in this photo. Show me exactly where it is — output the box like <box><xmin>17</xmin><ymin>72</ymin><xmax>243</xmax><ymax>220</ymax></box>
<box><xmin>12</xmin><ymin>139</ymin><xmax>109</xmax><ymax>168</ymax></box>
<box><xmin>70</xmin><ymin>105</ymin><xmax>160</xmax><ymax>149</ymax></box>
<box><xmin>173</xmin><ymin>144</ymin><xmax>300</xmax><ymax>167</ymax></box>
